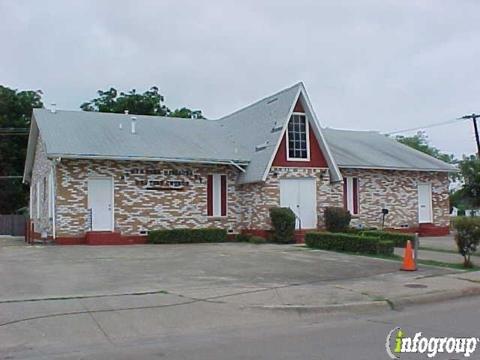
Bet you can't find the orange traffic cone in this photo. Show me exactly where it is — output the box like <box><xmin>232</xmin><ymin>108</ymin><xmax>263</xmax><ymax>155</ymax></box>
<box><xmin>401</xmin><ymin>240</ymin><xmax>417</xmax><ymax>271</ymax></box>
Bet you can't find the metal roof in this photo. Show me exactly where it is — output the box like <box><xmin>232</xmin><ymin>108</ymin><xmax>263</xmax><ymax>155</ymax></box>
<box><xmin>24</xmin><ymin>83</ymin><xmax>456</xmax><ymax>183</ymax></box>
<box><xmin>323</xmin><ymin>128</ymin><xmax>457</xmax><ymax>172</ymax></box>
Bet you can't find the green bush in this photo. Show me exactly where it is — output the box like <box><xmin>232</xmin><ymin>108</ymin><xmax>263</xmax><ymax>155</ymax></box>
<box><xmin>305</xmin><ymin>232</ymin><xmax>394</xmax><ymax>255</ymax></box>
<box><xmin>360</xmin><ymin>230</ymin><xmax>415</xmax><ymax>248</ymax></box>
<box><xmin>453</xmin><ymin>217</ymin><xmax>480</xmax><ymax>268</ymax></box>
<box><xmin>148</xmin><ymin>228</ymin><xmax>227</xmax><ymax>244</ymax></box>
<box><xmin>324</xmin><ymin>207</ymin><xmax>351</xmax><ymax>232</ymax></box>
<box><xmin>249</xmin><ymin>236</ymin><xmax>267</xmax><ymax>244</ymax></box>
<box><xmin>235</xmin><ymin>233</ymin><xmax>252</xmax><ymax>242</ymax></box>
<box><xmin>269</xmin><ymin>207</ymin><xmax>296</xmax><ymax>244</ymax></box>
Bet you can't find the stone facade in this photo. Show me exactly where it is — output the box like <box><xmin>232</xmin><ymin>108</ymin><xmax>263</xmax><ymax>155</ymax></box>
<box><xmin>55</xmin><ymin>159</ymin><xmax>242</xmax><ymax>237</ymax></box>
<box><xmin>33</xmin><ymin>150</ymin><xmax>449</xmax><ymax>239</ymax></box>
<box><xmin>30</xmin><ymin>135</ymin><xmax>53</xmax><ymax>235</ymax></box>
<box><xmin>341</xmin><ymin>168</ymin><xmax>450</xmax><ymax>229</ymax></box>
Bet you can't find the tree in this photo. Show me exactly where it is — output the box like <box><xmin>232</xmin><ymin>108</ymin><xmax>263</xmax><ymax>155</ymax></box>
<box><xmin>395</xmin><ymin>131</ymin><xmax>455</xmax><ymax>163</ymax></box>
<box><xmin>0</xmin><ymin>86</ymin><xmax>43</xmax><ymax>214</ymax></box>
<box><xmin>451</xmin><ymin>155</ymin><xmax>480</xmax><ymax>209</ymax></box>
<box><xmin>80</xmin><ymin>86</ymin><xmax>203</xmax><ymax>118</ymax></box>
<box><xmin>453</xmin><ymin>217</ymin><xmax>480</xmax><ymax>268</ymax></box>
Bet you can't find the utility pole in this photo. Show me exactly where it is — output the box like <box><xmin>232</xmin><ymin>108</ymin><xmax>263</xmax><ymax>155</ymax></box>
<box><xmin>459</xmin><ymin>113</ymin><xmax>480</xmax><ymax>157</ymax></box>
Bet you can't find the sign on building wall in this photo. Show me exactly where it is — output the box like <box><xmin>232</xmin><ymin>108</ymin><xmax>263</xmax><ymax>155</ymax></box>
<box><xmin>124</xmin><ymin>167</ymin><xmax>204</xmax><ymax>191</ymax></box>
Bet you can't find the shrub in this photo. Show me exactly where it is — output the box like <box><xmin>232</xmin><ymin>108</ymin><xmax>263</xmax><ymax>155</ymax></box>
<box><xmin>148</xmin><ymin>228</ymin><xmax>227</xmax><ymax>244</ymax></box>
<box><xmin>305</xmin><ymin>232</ymin><xmax>394</xmax><ymax>255</ymax></box>
<box><xmin>235</xmin><ymin>233</ymin><xmax>252</xmax><ymax>242</ymax></box>
<box><xmin>269</xmin><ymin>207</ymin><xmax>296</xmax><ymax>244</ymax></box>
<box><xmin>324</xmin><ymin>207</ymin><xmax>351</xmax><ymax>232</ymax></box>
<box><xmin>249</xmin><ymin>236</ymin><xmax>267</xmax><ymax>244</ymax></box>
<box><xmin>453</xmin><ymin>217</ymin><xmax>480</xmax><ymax>268</ymax></box>
<box><xmin>360</xmin><ymin>230</ymin><xmax>415</xmax><ymax>248</ymax></box>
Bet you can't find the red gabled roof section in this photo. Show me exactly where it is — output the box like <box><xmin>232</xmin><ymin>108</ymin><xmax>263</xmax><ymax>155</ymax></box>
<box><xmin>272</xmin><ymin>99</ymin><xmax>328</xmax><ymax>168</ymax></box>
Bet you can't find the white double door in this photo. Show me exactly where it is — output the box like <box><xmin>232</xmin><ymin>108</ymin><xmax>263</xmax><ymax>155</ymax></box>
<box><xmin>88</xmin><ymin>177</ymin><xmax>114</xmax><ymax>231</ymax></box>
<box><xmin>280</xmin><ymin>178</ymin><xmax>317</xmax><ymax>229</ymax></box>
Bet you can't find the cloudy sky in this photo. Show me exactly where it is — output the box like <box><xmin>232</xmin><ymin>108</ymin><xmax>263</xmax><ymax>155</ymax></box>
<box><xmin>1</xmin><ymin>0</ymin><xmax>479</xmax><ymax>157</ymax></box>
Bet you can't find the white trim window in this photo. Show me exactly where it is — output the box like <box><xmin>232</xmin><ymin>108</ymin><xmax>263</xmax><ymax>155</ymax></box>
<box><xmin>286</xmin><ymin>113</ymin><xmax>310</xmax><ymax>161</ymax></box>
<box><xmin>343</xmin><ymin>177</ymin><xmax>359</xmax><ymax>215</ymax></box>
<box><xmin>36</xmin><ymin>181</ymin><xmax>40</xmax><ymax>219</ymax></box>
<box><xmin>207</xmin><ymin>174</ymin><xmax>227</xmax><ymax>217</ymax></box>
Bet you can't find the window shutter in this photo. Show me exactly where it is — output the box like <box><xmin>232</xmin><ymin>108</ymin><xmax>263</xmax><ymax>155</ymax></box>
<box><xmin>207</xmin><ymin>175</ymin><xmax>213</xmax><ymax>216</ymax></box>
<box><xmin>343</xmin><ymin>178</ymin><xmax>347</xmax><ymax>209</ymax></box>
<box><xmin>352</xmin><ymin>177</ymin><xmax>358</xmax><ymax>215</ymax></box>
<box><xmin>221</xmin><ymin>175</ymin><xmax>227</xmax><ymax>216</ymax></box>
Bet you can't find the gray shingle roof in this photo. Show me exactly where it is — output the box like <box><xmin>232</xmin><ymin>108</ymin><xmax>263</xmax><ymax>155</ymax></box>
<box><xmin>323</xmin><ymin>128</ymin><xmax>456</xmax><ymax>172</ymax></box>
<box><xmin>24</xmin><ymin>82</ymin><xmax>457</xmax><ymax>183</ymax></box>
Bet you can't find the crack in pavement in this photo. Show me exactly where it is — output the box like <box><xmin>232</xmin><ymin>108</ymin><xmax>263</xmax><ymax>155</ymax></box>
<box><xmin>0</xmin><ymin>271</ymin><xmax>402</xmax><ymax>328</ymax></box>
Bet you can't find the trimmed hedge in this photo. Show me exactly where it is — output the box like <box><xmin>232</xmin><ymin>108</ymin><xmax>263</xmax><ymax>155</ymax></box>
<box><xmin>324</xmin><ymin>207</ymin><xmax>351</xmax><ymax>232</ymax></box>
<box><xmin>269</xmin><ymin>207</ymin><xmax>296</xmax><ymax>244</ymax></box>
<box><xmin>235</xmin><ymin>233</ymin><xmax>252</xmax><ymax>242</ymax></box>
<box><xmin>360</xmin><ymin>230</ymin><xmax>415</xmax><ymax>248</ymax></box>
<box><xmin>305</xmin><ymin>232</ymin><xmax>394</xmax><ymax>256</ymax></box>
<box><xmin>148</xmin><ymin>228</ymin><xmax>227</xmax><ymax>244</ymax></box>
<box><xmin>249</xmin><ymin>236</ymin><xmax>267</xmax><ymax>244</ymax></box>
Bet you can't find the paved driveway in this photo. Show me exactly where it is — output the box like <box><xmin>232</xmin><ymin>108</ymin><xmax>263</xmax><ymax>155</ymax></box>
<box><xmin>0</xmin><ymin>237</ymin><xmax>454</xmax><ymax>359</ymax></box>
<box><xmin>0</xmin><ymin>237</ymin><xmax>401</xmax><ymax>301</ymax></box>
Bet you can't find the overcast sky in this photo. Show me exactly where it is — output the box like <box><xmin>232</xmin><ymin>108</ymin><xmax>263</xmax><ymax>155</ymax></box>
<box><xmin>1</xmin><ymin>0</ymin><xmax>479</xmax><ymax>157</ymax></box>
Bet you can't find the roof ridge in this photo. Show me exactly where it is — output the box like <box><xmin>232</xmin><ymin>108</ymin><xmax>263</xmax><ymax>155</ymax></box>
<box><xmin>217</xmin><ymin>82</ymin><xmax>303</xmax><ymax>121</ymax></box>
<box><xmin>34</xmin><ymin>108</ymin><xmax>213</xmax><ymax>122</ymax></box>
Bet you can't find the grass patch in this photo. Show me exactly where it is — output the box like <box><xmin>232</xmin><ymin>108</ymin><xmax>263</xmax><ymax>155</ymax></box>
<box><xmin>416</xmin><ymin>259</ymin><xmax>480</xmax><ymax>272</ymax></box>
<box><xmin>419</xmin><ymin>246</ymin><xmax>480</xmax><ymax>257</ymax></box>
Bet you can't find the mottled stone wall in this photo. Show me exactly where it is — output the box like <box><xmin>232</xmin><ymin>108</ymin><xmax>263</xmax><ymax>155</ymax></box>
<box><xmin>341</xmin><ymin>169</ymin><xmax>450</xmax><ymax>228</ymax></box>
<box><xmin>238</xmin><ymin>167</ymin><xmax>450</xmax><ymax>230</ymax></box>
<box><xmin>30</xmin><ymin>135</ymin><xmax>53</xmax><ymax>234</ymax></box>
<box><xmin>54</xmin><ymin>158</ymin><xmax>450</xmax><ymax>237</ymax></box>
<box><xmin>55</xmin><ymin>159</ymin><xmax>242</xmax><ymax>236</ymax></box>
<box><xmin>238</xmin><ymin>167</ymin><xmax>332</xmax><ymax>229</ymax></box>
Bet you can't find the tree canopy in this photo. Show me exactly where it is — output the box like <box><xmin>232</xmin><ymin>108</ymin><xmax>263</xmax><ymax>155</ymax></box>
<box><xmin>395</xmin><ymin>131</ymin><xmax>455</xmax><ymax>163</ymax></box>
<box><xmin>0</xmin><ymin>86</ymin><xmax>43</xmax><ymax>214</ymax></box>
<box><xmin>80</xmin><ymin>86</ymin><xmax>203</xmax><ymax>118</ymax></box>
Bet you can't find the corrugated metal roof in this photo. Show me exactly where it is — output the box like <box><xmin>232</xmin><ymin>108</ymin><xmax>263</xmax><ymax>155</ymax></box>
<box><xmin>25</xmin><ymin>83</ymin><xmax>457</xmax><ymax>184</ymax></box>
<box><xmin>323</xmin><ymin>128</ymin><xmax>457</xmax><ymax>172</ymax></box>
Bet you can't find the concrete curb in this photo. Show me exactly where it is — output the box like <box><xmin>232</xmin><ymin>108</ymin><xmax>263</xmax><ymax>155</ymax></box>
<box><xmin>389</xmin><ymin>286</ymin><xmax>480</xmax><ymax>309</ymax></box>
<box><xmin>250</xmin><ymin>300</ymin><xmax>391</xmax><ymax>314</ymax></box>
<box><xmin>251</xmin><ymin>286</ymin><xmax>480</xmax><ymax>314</ymax></box>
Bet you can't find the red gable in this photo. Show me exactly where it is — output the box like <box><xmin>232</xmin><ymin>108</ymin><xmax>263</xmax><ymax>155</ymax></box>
<box><xmin>272</xmin><ymin>100</ymin><xmax>328</xmax><ymax>168</ymax></box>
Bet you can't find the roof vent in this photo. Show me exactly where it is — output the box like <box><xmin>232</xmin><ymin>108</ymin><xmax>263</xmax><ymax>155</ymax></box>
<box><xmin>255</xmin><ymin>141</ymin><xmax>269</xmax><ymax>151</ymax></box>
<box><xmin>131</xmin><ymin>116</ymin><xmax>137</xmax><ymax>134</ymax></box>
<box><xmin>50</xmin><ymin>103</ymin><xmax>57</xmax><ymax>114</ymax></box>
<box><xmin>267</xmin><ymin>97</ymin><xmax>278</xmax><ymax>104</ymax></box>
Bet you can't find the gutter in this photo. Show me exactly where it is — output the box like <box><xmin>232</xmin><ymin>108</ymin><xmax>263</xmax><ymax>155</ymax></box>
<box><xmin>337</xmin><ymin>165</ymin><xmax>458</xmax><ymax>173</ymax></box>
<box><xmin>47</xmin><ymin>153</ymin><xmax>250</xmax><ymax>167</ymax></box>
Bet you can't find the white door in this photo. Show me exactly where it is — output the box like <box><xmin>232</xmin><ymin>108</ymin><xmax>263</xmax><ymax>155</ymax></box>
<box><xmin>88</xmin><ymin>178</ymin><xmax>113</xmax><ymax>231</ymax></box>
<box><xmin>417</xmin><ymin>183</ymin><xmax>433</xmax><ymax>223</ymax></box>
<box><xmin>280</xmin><ymin>178</ymin><xmax>317</xmax><ymax>229</ymax></box>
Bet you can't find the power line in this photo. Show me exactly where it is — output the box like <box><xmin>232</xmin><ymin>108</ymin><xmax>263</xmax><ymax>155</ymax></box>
<box><xmin>386</xmin><ymin>118</ymin><xmax>465</xmax><ymax>135</ymax></box>
<box><xmin>0</xmin><ymin>128</ymin><xmax>29</xmax><ymax>136</ymax></box>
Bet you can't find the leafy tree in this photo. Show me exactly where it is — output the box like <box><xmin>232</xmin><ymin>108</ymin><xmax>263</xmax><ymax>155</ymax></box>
<box><xmin>395</xmin><ymin>131</ymin><xmax>455</xmax><ymax>164</ymax></box>
<box><xmin>0</xmin><ymin>86</ymin><xmax>43</xmax><ymax>214</ymax></box>
<box><xmin>169</xmin><ymin>107</ymin><xmax>204</xmax><ymax>119</ymax></box>
<box><xmin>81</xmin><ymin>86</ymin><xmax>202</xmax><ymax>118</ymax></box>
<box><xmin>451</xmin><ymin>155</ymin><xmax>480</xmax><ymax>209</ymax></box>
<box><xmin>453</xmin><ymin>217</ymin><xmax>480</xmax><ymax>268</ymax></box>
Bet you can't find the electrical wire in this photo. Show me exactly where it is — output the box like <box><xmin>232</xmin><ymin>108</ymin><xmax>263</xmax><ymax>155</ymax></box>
<box><xmin>385</xmin><ymin>118</ymin><xmax>467</xmax><ymax>135</ymax></box>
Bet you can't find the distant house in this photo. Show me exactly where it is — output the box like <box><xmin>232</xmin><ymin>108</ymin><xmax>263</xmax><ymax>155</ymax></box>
<box><xmin>23</xmin><ymin>83</ymin><xmax>456</xmax><ymax>244</ymax></box>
